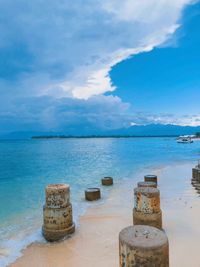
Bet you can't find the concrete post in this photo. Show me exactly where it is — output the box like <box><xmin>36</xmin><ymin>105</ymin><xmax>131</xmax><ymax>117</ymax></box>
<box><xmin>144</xmin><ymin>175</ymin><xmax>158</xmax><ymax>186</ymax></box>
<box><xmin>137</xmin><ymin>181</ymin><xmax>157</xmax><ymax>188</ymax></box>
<box><xmin>85</xmin><ymin>188</ymin><xmax>101</xmax><ymax>201</ymax></box>
<box><xmin>133</xmin><ymin>187</ymin><xmax>162</xmax><ymax>229</ymax></box>
<box><xmin>101</xmin><ymin>176</ymin><xmax>113</xmax><ymax>186</ymax></box>
<box><xmin>119</xmin><ymin>225</ymin><xmax>169</xmax><ymax>267</ymax></box>
<box><xmin>42</xmin><ymin>184</ymin><xmax>75</xmax><ymax>242</ymax></box>
<box><xmin>192</xmin><ymin>167</ymin><xmax>199</xmax><ymax>179</ymax></box>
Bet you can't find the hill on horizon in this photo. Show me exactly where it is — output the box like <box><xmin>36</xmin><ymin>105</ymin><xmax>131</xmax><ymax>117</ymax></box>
<box><xmin>1</xmin><ymin>124</ymin><xmax>200</xmax><ymax>139</ymax></box>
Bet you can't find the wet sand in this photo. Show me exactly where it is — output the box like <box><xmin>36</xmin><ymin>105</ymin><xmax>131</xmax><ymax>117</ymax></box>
<box><xmin>10</xmin><ymin>163</ymin><xmax>200</xmax><ymax>267</ymax></box>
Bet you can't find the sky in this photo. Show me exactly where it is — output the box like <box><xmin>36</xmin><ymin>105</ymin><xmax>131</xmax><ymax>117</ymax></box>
<box><xmin>0</xmin><ymin>0</ymin><xmax>199</xmax><ymax>135</ymax></box>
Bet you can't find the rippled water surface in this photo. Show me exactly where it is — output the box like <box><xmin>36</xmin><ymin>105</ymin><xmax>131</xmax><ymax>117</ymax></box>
<box><xmin>0</xmin><ymin>137</ymin><xmax>200</xmax><ymax>265</ymax></box>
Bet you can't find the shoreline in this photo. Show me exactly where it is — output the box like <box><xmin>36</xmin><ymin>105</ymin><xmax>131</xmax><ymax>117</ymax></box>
<box><xmin>9</xmin><ymin>161</ymin><xmax>200</xmax><ymax>267</ymax></box>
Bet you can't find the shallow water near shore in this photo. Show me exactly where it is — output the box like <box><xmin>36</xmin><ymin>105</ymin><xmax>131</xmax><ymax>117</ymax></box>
<box><xmin>0</xmin><ymin>137</ymin><xmax>200</xmax><ymax>266</ymax></box>
<box><xmin>10</xmin><ymin>162</ymin><xmax>200</xmax><ymax>267</ymax></box>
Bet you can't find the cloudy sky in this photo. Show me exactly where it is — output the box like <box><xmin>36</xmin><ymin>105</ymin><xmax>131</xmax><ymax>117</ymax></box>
<box><xmin>0</xmin><ymin>0</ymin><xmax>199</xmax><ymax>135</ymax></box>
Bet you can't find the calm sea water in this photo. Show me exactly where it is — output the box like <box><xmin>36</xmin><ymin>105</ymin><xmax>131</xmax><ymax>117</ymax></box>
<box><xmin>0</xmin><ymin>137</ymin><xmax>200</xmax><ymax>266</ymax></box>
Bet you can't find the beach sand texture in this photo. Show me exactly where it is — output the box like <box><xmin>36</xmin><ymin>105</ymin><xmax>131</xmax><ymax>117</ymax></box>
<box><xmin>10</xmin><ymin>163</ymin><xmax>200</xmax><ymax>267</ymax></box>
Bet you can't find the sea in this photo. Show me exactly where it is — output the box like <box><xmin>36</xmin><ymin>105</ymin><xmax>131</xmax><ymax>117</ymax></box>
<box><xmin>0</xmin><ymin>137</ymin><xmax>199</xmax><ymax>266</ymax></box>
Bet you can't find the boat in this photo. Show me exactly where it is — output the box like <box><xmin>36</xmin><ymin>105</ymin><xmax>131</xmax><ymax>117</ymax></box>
<box><xmin>177</xmin><ymin>136</ymin><xmax>193</xmax><ymax>143</ymax></box>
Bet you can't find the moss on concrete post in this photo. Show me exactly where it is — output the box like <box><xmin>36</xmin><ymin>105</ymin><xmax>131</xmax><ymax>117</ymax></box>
<box><xmin>133</xmin><ymin>187</ymin><xmax>162</xmax><ymax>229</ymax></box>
<box><xmin>119</xmin><ymin>225</ymin><xmax>169</xmax><ymax>267</ymax></box>
<box><xmin>42</xmin><ymin>184</ymin><xmax>75</xmax><ymax>242</ymax></box>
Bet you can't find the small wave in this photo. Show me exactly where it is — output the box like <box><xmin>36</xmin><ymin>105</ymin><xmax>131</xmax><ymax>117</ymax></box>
<box><xmin>0</xmin><ymin>229</ymin><xmax>44</xmax><ymax>267</ymax></box>
<box><xmin>0</xmin><ymin>196</ymin><xmax>93</xmax><ymax>266</ymax></box>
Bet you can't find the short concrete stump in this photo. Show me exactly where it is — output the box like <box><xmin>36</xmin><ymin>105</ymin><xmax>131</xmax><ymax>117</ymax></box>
<box><xmin>85</xmin><ymin>188</ymin><xmax>101</xmax><ymax>201</ymax></box>
<box><xmin>119</xmin><ymin>225</ymin><xmax>169</xmax><ymax>267</ymax></box>
<box><xmin>144</xmin><ymin>174</ymin><xmax>158</xmax><ymax>185</ymax></box>
<box><xmin>133</xmin><ymin>187</ymin><xmax>162</xmax><ymax>229</ymax></box>
<box><xmin>101</xmin><ymin>176</ymin><xmax>113</xmax><ymax>186</ymax></box>
<box><xmin>42</xmin><ymin>184</ymin><xmax>75</xmax><ymax>242</ymax></box>
<box><xmin>137</xmin><ymin>181</ymin><xmax>157</xmax><ymax>188</ymax></box>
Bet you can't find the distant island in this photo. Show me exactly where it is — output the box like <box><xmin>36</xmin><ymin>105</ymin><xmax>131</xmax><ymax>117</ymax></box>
<box><xmin>32</xmin><ymin>135</ymin><xmax>179</xmax><ymax>139</ymax></box>
<box><xmin>31</xmin><ymin>132</ymin><xmax>200</xmax><ymax>139</ymax></box>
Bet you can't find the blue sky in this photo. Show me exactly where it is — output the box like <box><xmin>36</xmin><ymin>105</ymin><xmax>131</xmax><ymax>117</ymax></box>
<box><xmin>0</xmin><ymin>0</ymin><xmax>199</xmax><ymax>134</ymax></box>
<box><xmin>111</xmin><ymin>2</ymin><xmax>200</xmax><ymax>118</ymax></box>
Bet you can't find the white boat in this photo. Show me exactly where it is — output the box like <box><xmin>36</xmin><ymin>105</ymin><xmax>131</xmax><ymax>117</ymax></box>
<box><xmin>177</xmin><ymin>136</ymin><xmax>193</xmax><ymax>143</ymax></box>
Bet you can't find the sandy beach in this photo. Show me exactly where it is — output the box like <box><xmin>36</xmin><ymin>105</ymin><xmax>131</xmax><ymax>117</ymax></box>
<box><xmin>10</xmin><ymin>162</ymin><xmax>200</xmax><ymax>267</ymax></box>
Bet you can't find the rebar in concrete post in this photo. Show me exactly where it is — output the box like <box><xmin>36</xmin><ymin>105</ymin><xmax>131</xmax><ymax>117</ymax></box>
<box><xmin>42</xmin><ymin>184</ymin><xmax>75</xmax><ymax>242</ymax></box>
<box><xmin>119</xmin><ymin>225</ymin><xmax>169</xmax><ymax>267</ymax></box>
<box><xmin>133</xmin><ymin>187</ymin><xmax>162</xmax><ymax>229</ymax></box>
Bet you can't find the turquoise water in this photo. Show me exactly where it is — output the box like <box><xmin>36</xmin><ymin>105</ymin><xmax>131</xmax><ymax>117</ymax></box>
<box><xmin>0</xmin><ymin>137</ymin><xmax>200</xmax><ymax>266</ymax></box>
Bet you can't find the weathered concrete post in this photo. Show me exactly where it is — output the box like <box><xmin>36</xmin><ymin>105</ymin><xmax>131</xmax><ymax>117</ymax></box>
<box><xmin>198</xmin><ymin>159</ymin><xmax>200</xmax><ymax>168</ymax></box>
<box><xmin>119</xmin><ymin>225</ymin><xmax>169</xmax><ymax>267</ymax></box>
<box><xmin>192</xmin><ymin>160</ymin><xmax>200</xmax><ymax>179</ymax></box>
<box><xmin>101</xmin><ymin>176</ymin><xmax>113</xmax><ymax>186</ymax></box>
<box><xmin>137</xmin><ymin>181</ymin><xmax>157</xmax><ymax>188</ymax></box>
<box><xmin>42</xmin><ymin>184</ymin><xmax>75</xmax><ymax>242</ymax></box>
<box><xmin>144</xmin><ymin>174</ymin><xmax>158</xmax><ymax>186</ymax></box>
<box><xmin>195</xmin><ymin>170</ymin><xmax>200</xmax><ymax>182</ymax></box>
<box><xmin>191</xmin><ymin>169</ymin><xmax>200</xmax><ymax>192</ymax></box>
<box><xmin>192</xmin><ymin>167</ymin><xmax>199</xmax><ymax>179</ymax></box>
<box><xmin>133</xmin><ymin>187</ymin><xmax>162</xmax><ymax>229</ymax></box>
<box><xmin>85</xmin><ymin>188</ymin><xmax>101</xmax><ymax>201</ymax></box>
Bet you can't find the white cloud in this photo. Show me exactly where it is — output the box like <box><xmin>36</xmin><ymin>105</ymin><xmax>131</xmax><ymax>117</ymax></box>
<box><xmin>170</xmin><ymin>115</ymin><xmax>200</xmax><ymax>126</ymax></box>
<box><xmin>102</xmin><ymin>0</ymin><xmax>193</xmax><ymax>21</ymax></box>
<box><xmin>52</xmin><ymin>0</ymin><xmax>194</xmax><ymax>99</ymax></box>
<box><xmin>130</xmin><ymin>113</ymin><xmax>200</xmax><ymax>127</ymax></box>
<box><xmin>0</xmin><ymin>0</ymin><xmax>194</xmax><ymax>100</ymax></box>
